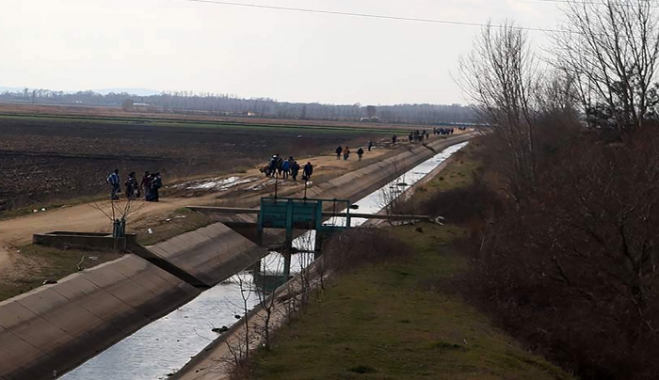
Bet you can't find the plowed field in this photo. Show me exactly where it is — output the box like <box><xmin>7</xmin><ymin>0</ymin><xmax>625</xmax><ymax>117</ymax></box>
<box><xmin>0</xmin><ymin>115</ymin><xmax>376</xmax><ymax>211</ymax></box>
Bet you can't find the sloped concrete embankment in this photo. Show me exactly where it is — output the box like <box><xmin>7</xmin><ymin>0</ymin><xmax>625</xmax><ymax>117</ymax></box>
<box><xmin>145</xmin><ymin>223</ymin><xmax>264</xmax><ymax>287</ymax></box>
<box><xmin>304</xmin><ymin>134</ymin><xmax>474</xmax><ymax>203</ymax></box>
<box><xmin>0</xmin><ymin>133</ymin><xmax>475</xmax><ymax>380</ymax></box>
<box><xmin>0</xmin><ymin>226</ymin><xmax>264</xmax><ymax>380</ymax></box>
<box><xmin>0</xmin><ymin>255</ymin><xmax>200</xmax><ymax>380</ymax></box>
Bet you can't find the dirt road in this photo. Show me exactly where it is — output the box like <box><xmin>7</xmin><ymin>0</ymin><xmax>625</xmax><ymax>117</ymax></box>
<box><xmin>0</xmin><ymin>142</ymin><xmax>403</xmax><ymax>279</ymax></box>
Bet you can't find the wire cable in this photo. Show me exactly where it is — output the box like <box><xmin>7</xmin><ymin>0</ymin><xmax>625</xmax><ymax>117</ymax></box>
<box><xmin>514</xmin><ymin>0</ymin><xmax>659</xmax><ymax>8</ymax></box>
<box><xmin>169</xmin><ymin>0</ymin><xmax>566</xmax><ymax>33</ymax></box>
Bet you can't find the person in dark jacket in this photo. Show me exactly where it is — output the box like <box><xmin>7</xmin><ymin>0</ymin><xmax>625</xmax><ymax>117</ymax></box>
<box><xmin>357</xmin><ymin>147</ymin><xmax>364</xmax><ymax>161</ymax></box>
<box><xmin>335</xmin><ymin>146</ymin><xmax>343</xmax><ymax>160</ymax></box>
<box><xmin>368</xmin><ymin>140</ymin><xmax>373</xmax><ymax>152</ymax></box>
<box><xmin>125</xmin><ymin>172</ymin><xmax>138</xmax><ymax>200</ymax></box>
<box><xmin>140</xmin><ymin>171</ymin><xmax>151</xmax><ymax>200</ymax></box>
<box><xmin>290</xmin><ymin>160</ymin><xmax>300</xmax><ymax>181</ymax></box>
<box><xmin>147</xmin><ymin>172</ymin><xmax>162</xmax><ymax>202</ymax></box>
<box><xmin>303</xmin><ymin>162</ymin><xmax>313</xmax><ymax>181</ymax></box>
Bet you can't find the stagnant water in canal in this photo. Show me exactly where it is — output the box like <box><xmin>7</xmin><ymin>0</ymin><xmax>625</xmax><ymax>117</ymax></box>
<box><xmin>62</xmin><ymin>142</ymin><xmax>468</xmax><ymax>380</ymax></box>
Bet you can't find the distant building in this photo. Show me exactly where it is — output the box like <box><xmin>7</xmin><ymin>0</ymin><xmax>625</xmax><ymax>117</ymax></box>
<box><xmin>132</xmin><ymin>102</ymin><xmax>159</xmax><ymax>112</ymax></box>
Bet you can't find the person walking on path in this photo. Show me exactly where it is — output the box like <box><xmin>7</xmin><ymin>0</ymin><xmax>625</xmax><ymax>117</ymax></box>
<box><xmin>281</xmin><ymin>159</ymin><xmax>291</xmax><ymax>179</ymax></box>
<box><xmin>303</xmin><ymin>162</ymin><xmax>313</xmax><ymax>181</ymax></box>
<box><xmin>291</xmin><ymin>160</ymin><xmax>300</xmax><ymax>181</ymax></box>
<box><xmin>392</xmin><ymin>135</ymin><xmax>397</xmax><ymax>145</ymax></box>
<box><xmin>335</xmin><ymin>146</ymin><xmax>343</xmax><ymax>160</ymax></box>
<box><xmin>147</xmin><ymin>172</ymin><xmax>162</xmax><ymax>202</ymax></box>
<box><xmin>125</xmin><ymin>172</ymin><xmax>138</xmax><ymax>200</ymax></box>
<box><xmin>357</xmin><ymin>147</ymin><xmax>364</xmax><ymax>161</ymax></box>
<box><xmin>140</xmin><ymin>171</ymin><xmax>151</xmax><ymax>200</ymax></box>
<box><xmin>343</xmin><ymin>147</ymin><xmax>350</xmax><ymax>161</ymax></box>
<box><xmin>368</xmin><ymin>140</ymin><xmax>373</xmax><ymax>152</ymax></box>
<box><xmin>107</xmin><ymin>169</ymin><xmax>121</xmax><ymax>200</ymax></box>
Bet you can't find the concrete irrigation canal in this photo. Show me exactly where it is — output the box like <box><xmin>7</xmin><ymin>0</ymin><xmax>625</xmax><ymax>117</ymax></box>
<box><xmin>0</xmin><ymin>134</ymin><xmax>473</xmax><ymax>380</ymax></box>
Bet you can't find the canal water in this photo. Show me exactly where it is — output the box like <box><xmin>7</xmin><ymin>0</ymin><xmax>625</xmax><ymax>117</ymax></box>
<box><xmin>61</xmin><ymin>141</ymin><xmax>468</xmax><ymax>380</ymax></box>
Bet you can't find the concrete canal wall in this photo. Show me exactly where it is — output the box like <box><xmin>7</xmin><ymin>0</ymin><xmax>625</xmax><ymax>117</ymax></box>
<box><xmin>0</xmin><ymin>255</ymin><xmax>200</xmax><ymax>380</ymax></box>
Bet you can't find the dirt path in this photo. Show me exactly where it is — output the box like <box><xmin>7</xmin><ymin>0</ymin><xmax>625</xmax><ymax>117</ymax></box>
<box><xmin>0</xmin><ymin>142</ymin><xmax>405</xmax><ymax>279</ymax></box>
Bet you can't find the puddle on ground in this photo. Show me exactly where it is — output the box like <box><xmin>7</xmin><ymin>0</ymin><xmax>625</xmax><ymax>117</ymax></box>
<box><xmin>174</xmin><ymin>176</ymin><xmax>255</xmax><ymax>191</ymax></box>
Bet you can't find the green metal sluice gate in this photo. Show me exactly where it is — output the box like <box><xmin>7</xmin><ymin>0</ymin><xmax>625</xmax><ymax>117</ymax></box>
<box><xmin>257</xmin><ymin>196</ymin><xmax>352</xmax><ymax>252</ymax></box>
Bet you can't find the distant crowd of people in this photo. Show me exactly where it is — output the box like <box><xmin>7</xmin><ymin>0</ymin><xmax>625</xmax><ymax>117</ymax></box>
<box><xmin>261</xmin><ymin>155</ymin><xmax>314</xmax><ymax>182</ymax></box>
<box><xmin>388</xmin><ymin>126</ymin><xmax>465</xmax><ymax>145</ymax></box>
<box><xmin>434</xmin><ymin>127</ymin><xmax>456</xmax><ymax>135</ymax></box>
<box><xmin>107</xmin><ymin>169</ymin><xmax>162</xmax><ymax>202</ymax></box>
<box><xmin>104</xmin><ymin>127</ymin><xmax>466</xmax><ymax>201</ymax></box>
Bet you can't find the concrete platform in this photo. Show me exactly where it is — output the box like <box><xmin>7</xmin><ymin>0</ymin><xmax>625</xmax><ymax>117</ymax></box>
<box><xmin>0</xmin><ymin>255</ymin><xmax>200</xmax><ymax>380</ymax></box>
<box><xmin>146</xmin><ymin>223</ymin><xmax>265</xmax><ymax>287</ymax></box>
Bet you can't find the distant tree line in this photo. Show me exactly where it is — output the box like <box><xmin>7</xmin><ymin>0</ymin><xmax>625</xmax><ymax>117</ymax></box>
<box><xmin>0</xmin><ymin>88</ymin><xmax>476</xmax><ymax>125</ymax></box>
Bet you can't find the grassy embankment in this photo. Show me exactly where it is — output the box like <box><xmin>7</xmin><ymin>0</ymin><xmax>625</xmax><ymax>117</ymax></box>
<box><xmin>0</xmin><ymin>245</ymin><xmax>123</xmax><ymax>301</ymax></box>
<box><xmin>243</xmin><ymin>143</ymin><xmax>572</xmax><ymax>380</ymax></box>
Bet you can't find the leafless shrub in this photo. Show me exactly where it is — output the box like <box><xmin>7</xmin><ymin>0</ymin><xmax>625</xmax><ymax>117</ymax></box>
<box><xmin>462</xmin><ymin>128</ymin><xmax>659</xmax><ymax>379</ymax></box>
<box><xmin>224</xmin><ymin>274</ymin><xmax>254</xmax><ymax>370</ymax></box>
<box><xmin>322</xmin><ymin>228</ymin><xmax>413</xmax><ymax>274</ymax></box>
<box><xmin>252</xmin><ymin>255</ymin><xmax>283</xmax><ymax>351</ymax></box>
<box><xmin>418</xmin><ymin>175</ymin><xmax>503</xmax><ymax>226</ymax></box>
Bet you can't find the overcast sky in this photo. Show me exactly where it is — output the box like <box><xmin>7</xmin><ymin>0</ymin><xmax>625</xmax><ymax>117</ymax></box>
<box><xmin>1</xmin><ymin>0</ymin><xmax>564</xmax><ymax>105</ymax></box>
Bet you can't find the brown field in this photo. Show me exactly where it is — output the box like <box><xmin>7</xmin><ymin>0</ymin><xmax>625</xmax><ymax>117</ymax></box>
<box><xmin>0</xmin><ymin>102</ymin><xmax>428</xmax><ymax>131</ymax></box>
<box><xmin>0</xmin><ymin>112</ymin><xmax>389</xmax><ymax>212</ymax></box>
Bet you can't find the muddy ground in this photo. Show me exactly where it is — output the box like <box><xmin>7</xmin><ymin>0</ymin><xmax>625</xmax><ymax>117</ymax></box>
<box><xmin>0</xmin><ymin>116</ymin><xmax>376</xmax><ymax>211</ymax></box>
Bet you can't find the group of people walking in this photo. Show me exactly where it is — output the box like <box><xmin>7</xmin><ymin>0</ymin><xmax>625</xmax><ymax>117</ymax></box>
<box><xmin>386</xmin><ymin>126</ymin><xmax>465</xmax><ymax>146</ymax></box>
<box><xmin>262</xmin><ymin>155</ymin><xmax>314</xmax><ymax>181</ymax></box>
<box><xmin>409</xmin><ymin>130</ymin><xmax>430</xmax><ymax>142</ymax></box>
<box><xmin>107</xmin><ymin>169</ymin><xmax>162</xmax><ymax>202</ymax></box>
<box><xmin>335</xmin><ymin>140</ymin><xmax>373</xmax><ymax>162</ymax></box>
<box><xmin>434</xmin><ymin>127</ymin><xmax>456</xmax><ymax>136</ymax></box>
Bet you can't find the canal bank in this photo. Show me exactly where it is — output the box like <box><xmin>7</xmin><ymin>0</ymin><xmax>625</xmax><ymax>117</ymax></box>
<box><xmin>171</xmin><ymin>142</ymin><xmax>470</xmax><ymax>380</ymax></box>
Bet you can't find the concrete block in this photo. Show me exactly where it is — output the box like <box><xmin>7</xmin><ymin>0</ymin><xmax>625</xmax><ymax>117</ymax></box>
<box><xmin>0</xmin><ymin>300</ymin><xmax>39</xmax><ymax>330</ymax></box>
<box><xmin>7</xmin><ymin>315</ymin><xmax>76</xmax><ymax>360</ymax></box>
<box><xmin>0</xmin><ymin>333</ymin><xmax>53</xmax><ymax>380</ymax></box>
<box><xmin>15</xmin><ymin>288</ymin><xmax>70</xmax><ymax>316</ymax></box>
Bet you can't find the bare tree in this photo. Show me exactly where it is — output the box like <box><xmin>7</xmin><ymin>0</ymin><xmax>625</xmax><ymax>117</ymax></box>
<box><xmin>458</xmin><ymin>21</ymin><xmax>539</xmax><ymax>201</ymax></box>
<box><xmin>88</xmin><ymin>195</ymin><xmax>145</xmax><ymax>249</ymax></box>
<box><xmin>553</xmin><ymin>0</ymin><xmax>659</xmax><ymax>131</ymax></box>
<box><xmin>252</xmin><ymin>255</ymin><xmax>284</xmax><ymax>351</ymax></box>
<box><xmin>224</xmin><ymin>274</ymin><xmax>254</xmax><ymax>370</ymax></box>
